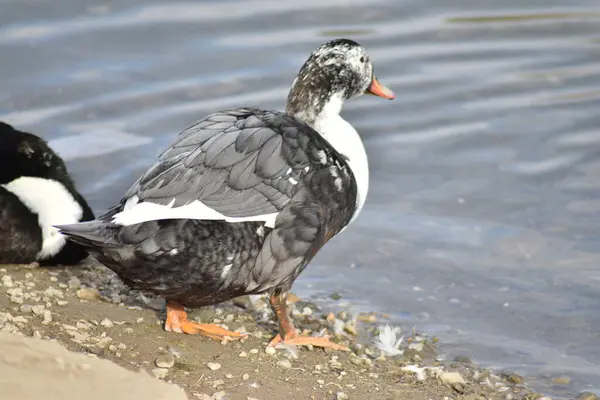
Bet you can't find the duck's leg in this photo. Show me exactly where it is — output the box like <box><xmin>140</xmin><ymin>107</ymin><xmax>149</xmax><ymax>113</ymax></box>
<box><xmin>165</xmin><ymin>300</ymin><xmax>247</xmax><ymax>341</ymax></box>
<box><xmin>267</xmin><ymin>292</ymin><xmax>349</xmax><ymax>351</ymax></box>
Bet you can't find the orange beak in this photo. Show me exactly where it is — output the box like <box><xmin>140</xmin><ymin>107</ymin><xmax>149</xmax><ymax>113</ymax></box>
<box><xmin>366</xmin><ymin>77</ymin><xmax>395</xmax><ymax>100</ymax></box>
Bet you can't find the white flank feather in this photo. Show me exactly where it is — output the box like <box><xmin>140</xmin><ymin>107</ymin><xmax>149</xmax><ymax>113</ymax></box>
<box><xmin>111</xmin><ymin>195</ymin><xmax>278</xmax><ymax>228</ymax></box>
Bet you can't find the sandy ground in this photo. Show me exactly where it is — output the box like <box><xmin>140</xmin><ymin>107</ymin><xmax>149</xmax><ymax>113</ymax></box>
<box><xmin>0</xmin><ymin>260</ymin><xmax>566</xmax><ymax>400</ymax></box>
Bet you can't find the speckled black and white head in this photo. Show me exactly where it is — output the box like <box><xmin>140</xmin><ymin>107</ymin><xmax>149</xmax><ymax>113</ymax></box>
<box><xmin>286</xmin><ymin>39</ymin><xmax>395</xmax><ymax>127</ymax></box>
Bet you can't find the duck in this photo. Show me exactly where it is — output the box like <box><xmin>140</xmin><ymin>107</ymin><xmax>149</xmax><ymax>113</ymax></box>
<box><xmin>56</xmin><ymin>38</ymin><xmax>395</xmax><ymax>351</ymax></box>
<box><xmin>0</xmin><ymin>121</ymin><xmax>95</xmax><ymax>266</ymax></box>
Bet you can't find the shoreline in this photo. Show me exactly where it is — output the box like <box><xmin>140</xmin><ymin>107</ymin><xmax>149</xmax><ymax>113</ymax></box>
<box><xmin>0</xmin><ymin>260</ymin><xmax>591</xmax><ymax>400</ymax></box>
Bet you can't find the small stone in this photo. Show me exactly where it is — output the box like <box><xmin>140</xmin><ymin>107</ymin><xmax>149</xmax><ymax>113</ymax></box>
<box><xmin>317</xmin><ymin>379</ymin><xmax>325</xmax><ymax>385</ymax></box>
<box><xmin>212</xmin><ymin>379</ymin><xmax>224</xmax><ymax>388</ymax></box>
<box><xmin>438</xmin><ymin>371</ymin><xmax>466</xmax><ymax>385</ymax></box>
<box><xmin>277</xmin><ymin>359</ymin><xmax>292</xmax><ymax>369</ymax></box>
<box><xmin>576</xmin><ymin>392</ymin><xmax>599</xmax><ymax>400</ymax></box>
<box><xmin>155</xmin><ymin>354</ymin><xmax>175</xmax><ymax>368</ymax></box>
<box><xmin>357</xmin><ymin>314</ymin><xmax>377</xmax><ymax>323</ymax></box>
<box><xmin>123</xmin><ymin>327</ymin><xmax>134</xmax><ymax>334</ymax></box>
<box><xmin>212</xmin><ymin>392</ymin><xmax>226</xmax><ymax>400</ymax></box>
<box><xmin>31</xmin><ymin>305</ymin><xmax>45</xmax><ymax>316</ymax></box>
<box><xmin>2</xmin><ymin>275</ymin><xmax>14</xmax><ymax>288</ymax></box>
<box><xmin>117</xmin><ymin>343</ymin><xmax>126</xmax><ymax>350</ymax></box>
<box><xmin>50</xmin><ymin>276</ymin><xmax>58</xmax><ymax>282</ymax></box>
<box><xmin>152</xmin><ymin>368</ymin><xmax>168</xmax><ymax>379</ymax></box>
<box><xmin>249</xmin><ymin>348</ymin><xmax>258</xmax><ymax>354</ymax></box>
<box><xmin>76</xmin><ymin>288</ymin><xmax>101</xmax><ymax>301</ymax></box>
<box><xmin>100</xmin><ymin>318</ymin><xmax>114</xmax><ymax>328</ymax></box>
<box><xmin>44</xmin><ymin>287</ymin><xmax>64</xmax><ymax>299</ymax></box>
<box><xmin>326</xmin><ymin>312</ymin><xmax>336</xmax><ymax>323</ymax></box>
<box><xmin>10</xmin><ymin>295</ymin><xmax>23</xmax><ymax>304</ymax></box>
<box><xmin>408</xmin><ymin>342</ymin><xmax>424</xmax><ymax>352</ymax></box>
<box><xmin>242</xmin><ymin>373</ymin><xmax>250</xmax><ymax>380</ymax></box>
<box><xmin>265</xmin><ymin>346</ymin><xmax>276</xmax><ymax>356</ymax></box>
<box><xmin>207</xmin><ymin>362</ymin><xmax>222</xmax><ymax>371</ymax></box>
<box><xmin>336</xmin><ymin>392</ymin><xmax>349</xmax><ymax>400</ymax></box>
<box><xmin>302</xmin><ymin>307</ymin><xmax>313</xmax><ymax>316</ymax></box>
<box><xmin>42</xmin><ymin>310</ymin><xmax>52</xmax><ymax>324</ymax></box>
<box><xmin>504</xmin><ymin>373</ymin><xmax>524</xmax><ymax>385</ymax></box>
<box><xmin>552</xmin><ymin>376</ymin><xmax>571</xmax><ymax>385</ymax></box>
<box><xmin>247</xmin><ymin>397</ymin><xmax>259</xmax><ymax>400</ymax></box>
<box><xmin>225</xmin><ymin>374</ymin><xmax>233</xmax><ymax>379</ymax></box>
<box><xmin>136</xmin><ymin>317</ymin><xmax>144</xmax><ymax>323</ymax></box>
<box><xmin>19</xmin><ymin>304</ymin><xmax>33</xmax><ymax>314</ymax></box>
<box><xmin>68</xmin><ymin>277</ymin><xmax>81</xmax><ymax>290</ymax></box>
<box><xmin>224</xmin><ymin>314</ymin><xmax>235</xmax><ymax>323</ymax></box>
<box><xmin>76</xmin><ymin>320</ymin><xmax>93</xmax><ymax>330</ymax></box>
<box><xmin>56</xmin><ymin>300</ymin><xmax>68</xmax><ymax>306</ymax></box>
<box><xmin>239</xmin><ymin>351</ymin><xmax>247</xmax><ymax>358</ymax></box>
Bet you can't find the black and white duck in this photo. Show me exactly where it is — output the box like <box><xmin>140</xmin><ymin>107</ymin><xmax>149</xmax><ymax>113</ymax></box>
<box><xmin>0</xmin><ymin>121</ymin><xmax>95</xmax><ymax>265</ymax></box>
<box><xmin>57</xmin><ymin>39</ymin><xmax>395</xmax><ymax>350</ymax></box>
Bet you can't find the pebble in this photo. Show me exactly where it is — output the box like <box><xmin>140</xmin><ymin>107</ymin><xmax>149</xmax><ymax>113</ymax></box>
<box><xmin>56</xmin><ymin>300</ymin><xmax>68</xmax><ymax>306</ymax></box>
<box><xmin>357</xmin><ymin>314</ymin><xmax>377</xmax><ymax>323</ymax></box>
<box><xmin>225</xmin><ymin>374</ymin><xmax>233</xmax><ymax>379</ymax></box>
<box><xmin>317</xmin><ymin>379</ymin><xmax>325</xmax><ymax>385</ymax></box>
<box><xmin>31</xmin><ymin>305</ymin><xmax>45</xmax><ymax>315</ymax></box>
<box><xmin>239</xmin><ymin>351</ymin><xmax>248</xmax><ymax>358</ymax></box>
<box><xmin>76</xmin><ymin>288</ymin><xmax>101</xmax><ymax>301</ymax></box>
<box><xmin>2</xmin><ymin>275</ymin><xmax>14</xmax><ymax>288</ymax></box>
<box><xmin>438</xmin><ymin>371</ymin><xmax>466</xmax><ymax>385</ymax></box>
<box><xmin>336</xmin><ymin>392</ymin><xmax>349</xmax><ymax>400</ymax></box>
<box><xmin>207</xmin><ymin>362</ymin><xmax>222</xmax><ymax>371</ymax></box>
<box><xmin>19</xmin><ymin>304</ymin><xmax>33</xmax><ymax>313</ymax></box>
<box><xmin>277</xmin><ymin>359</ymin><xmax>292</xmax><ymax>369</ymax></box>
<box><xmin>44</xmin><ymin>287</ymin><xmax>64</xmax><ymax>299</ymax></box>
<box><xmin>242</xmin><ymin>374</ymin><xmax>250</xmax><ymax>380</ymax></box>
<box><xmin>100</xmin><ymin>318</ymin><xmax>114</xmax><ymax>328</ymax></box>
<box><xmin>249</xmin><ymin>348</ymin><xmax>258</xmax><ymax>354</ymax></box>
<box><xmin>302</xmin><ymin>307</ymin><xmax>313</xmax><ymax>316</ymax></box>
<box><xmin>551</xmin><ymin>376</ymin><xmax>571</xmax><ymax>385</ymax></box>
<box><xmin>42</xmin><ymin>310</ymin><xmax>52</xmax><ymax>324</ymax></box>
<box><xmin>212</xmin><ymin>392</ymin><xmax>226</xmax><ymax>400</ymax></box>
<box><xmin>155</xmin><ymin>354</ymin><xmax>175</xmax><ymax>368</ymax></box>
<box><xmin>68</xmin><ymin>277</ymin><xmax>81</xmax><ymax>290</ymax></box>
<box><xmin>151</xmin><ymin>368</ymin><xmax>168</xmax><ymax>379</ymax></box>
<box><xmin>265</xmin><ymin>346</ymin><xmax>276</xmax><ymax>356</ymax></box>
<box><xmin>10</xmin><ymin>295</ymin><xmax>24</xmax><ymax>304</ymax></box>
<box><xmin>76</xmin><ymin>320</ymin><xmax>93</xmax><ymax>330</ymax></box>
<box><xmin>576</xmin><ymin>393</ymin><xmax>599</xmax><ymax>400</ymax></box>
<box><xmin>408</xmin><ymin>342</ymin><xmax>424</xmax><ymax>352</ymax></box>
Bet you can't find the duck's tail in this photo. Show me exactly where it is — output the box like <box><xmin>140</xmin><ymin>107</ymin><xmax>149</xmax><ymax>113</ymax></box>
<box><xmin>55</xmin><ymin>220</ymin><xmax>120</xmax><ymax>248</ymax></box>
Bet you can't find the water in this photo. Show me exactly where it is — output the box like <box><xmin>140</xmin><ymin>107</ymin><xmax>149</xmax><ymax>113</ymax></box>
<box><xmin>1</xmin><ymin>1</ymin><xmax>600</xmax><ymax>397</ymax></box>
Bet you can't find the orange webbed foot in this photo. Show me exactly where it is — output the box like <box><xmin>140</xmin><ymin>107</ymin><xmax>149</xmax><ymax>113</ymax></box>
<box><xmin>165</xmin><ymin>301</ymin><xmax>247</xmax><ymax>341</ymax></box>
<box><xmin>268</xmin><ymin>332</ymin><xmax>349</xmax><ymax>351</ymax></box>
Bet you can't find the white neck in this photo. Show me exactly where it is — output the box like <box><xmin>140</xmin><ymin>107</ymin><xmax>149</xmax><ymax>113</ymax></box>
<box><xmin>311</xmin><ymin>94</ymin><xmax>369</xmax><ymax>224</ymax></box>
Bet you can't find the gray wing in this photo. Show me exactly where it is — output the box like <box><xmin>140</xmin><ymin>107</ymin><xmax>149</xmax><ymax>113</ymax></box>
<box><xmin>120</xmin><ymin>108</ymin><xmax>337</xmax><ymax>219</ymax></box>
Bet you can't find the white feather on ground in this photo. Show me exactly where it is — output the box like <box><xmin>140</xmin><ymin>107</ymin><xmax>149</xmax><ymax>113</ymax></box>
<box><xmin>373</xmin><ymin>324</ymin><xmax>404</xmax><ymax>356</ymax></box>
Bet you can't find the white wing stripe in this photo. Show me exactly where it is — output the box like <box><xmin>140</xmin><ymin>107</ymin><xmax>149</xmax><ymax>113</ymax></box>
<box><xmin>111</xmin><ymin>196</ymin><xmax>277</xmax><ymax>228</ymax></box>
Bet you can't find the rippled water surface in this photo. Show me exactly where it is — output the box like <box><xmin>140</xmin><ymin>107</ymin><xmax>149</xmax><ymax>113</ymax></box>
<box><xmin>2</xmin><ymin>1</ymin><xmax>600</xmax><ymax>397</ymax></box>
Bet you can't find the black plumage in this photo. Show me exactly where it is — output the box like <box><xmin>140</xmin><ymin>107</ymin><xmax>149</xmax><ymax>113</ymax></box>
<box><xmin>0</xmin><ymin>121</ymin><xmax>95</xmax><ymax>265</ymax></box>
<box><xmin>60</xmin><ymin>109</ymin><xmax>357</xmax><ymax>304</ymax></box>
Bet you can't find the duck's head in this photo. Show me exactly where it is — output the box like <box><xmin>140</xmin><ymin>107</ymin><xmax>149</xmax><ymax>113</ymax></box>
<box><xmin>286</xmin><ymin>39</ymin><xmax>395</xmax><ymax>126</ymax></box>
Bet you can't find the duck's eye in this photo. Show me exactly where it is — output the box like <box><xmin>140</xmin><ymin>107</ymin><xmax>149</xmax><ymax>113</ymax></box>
<box><xmin>359</xmin><ymin>56</ymin><xmax>365</xmax><ymax>63</ymax></box>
